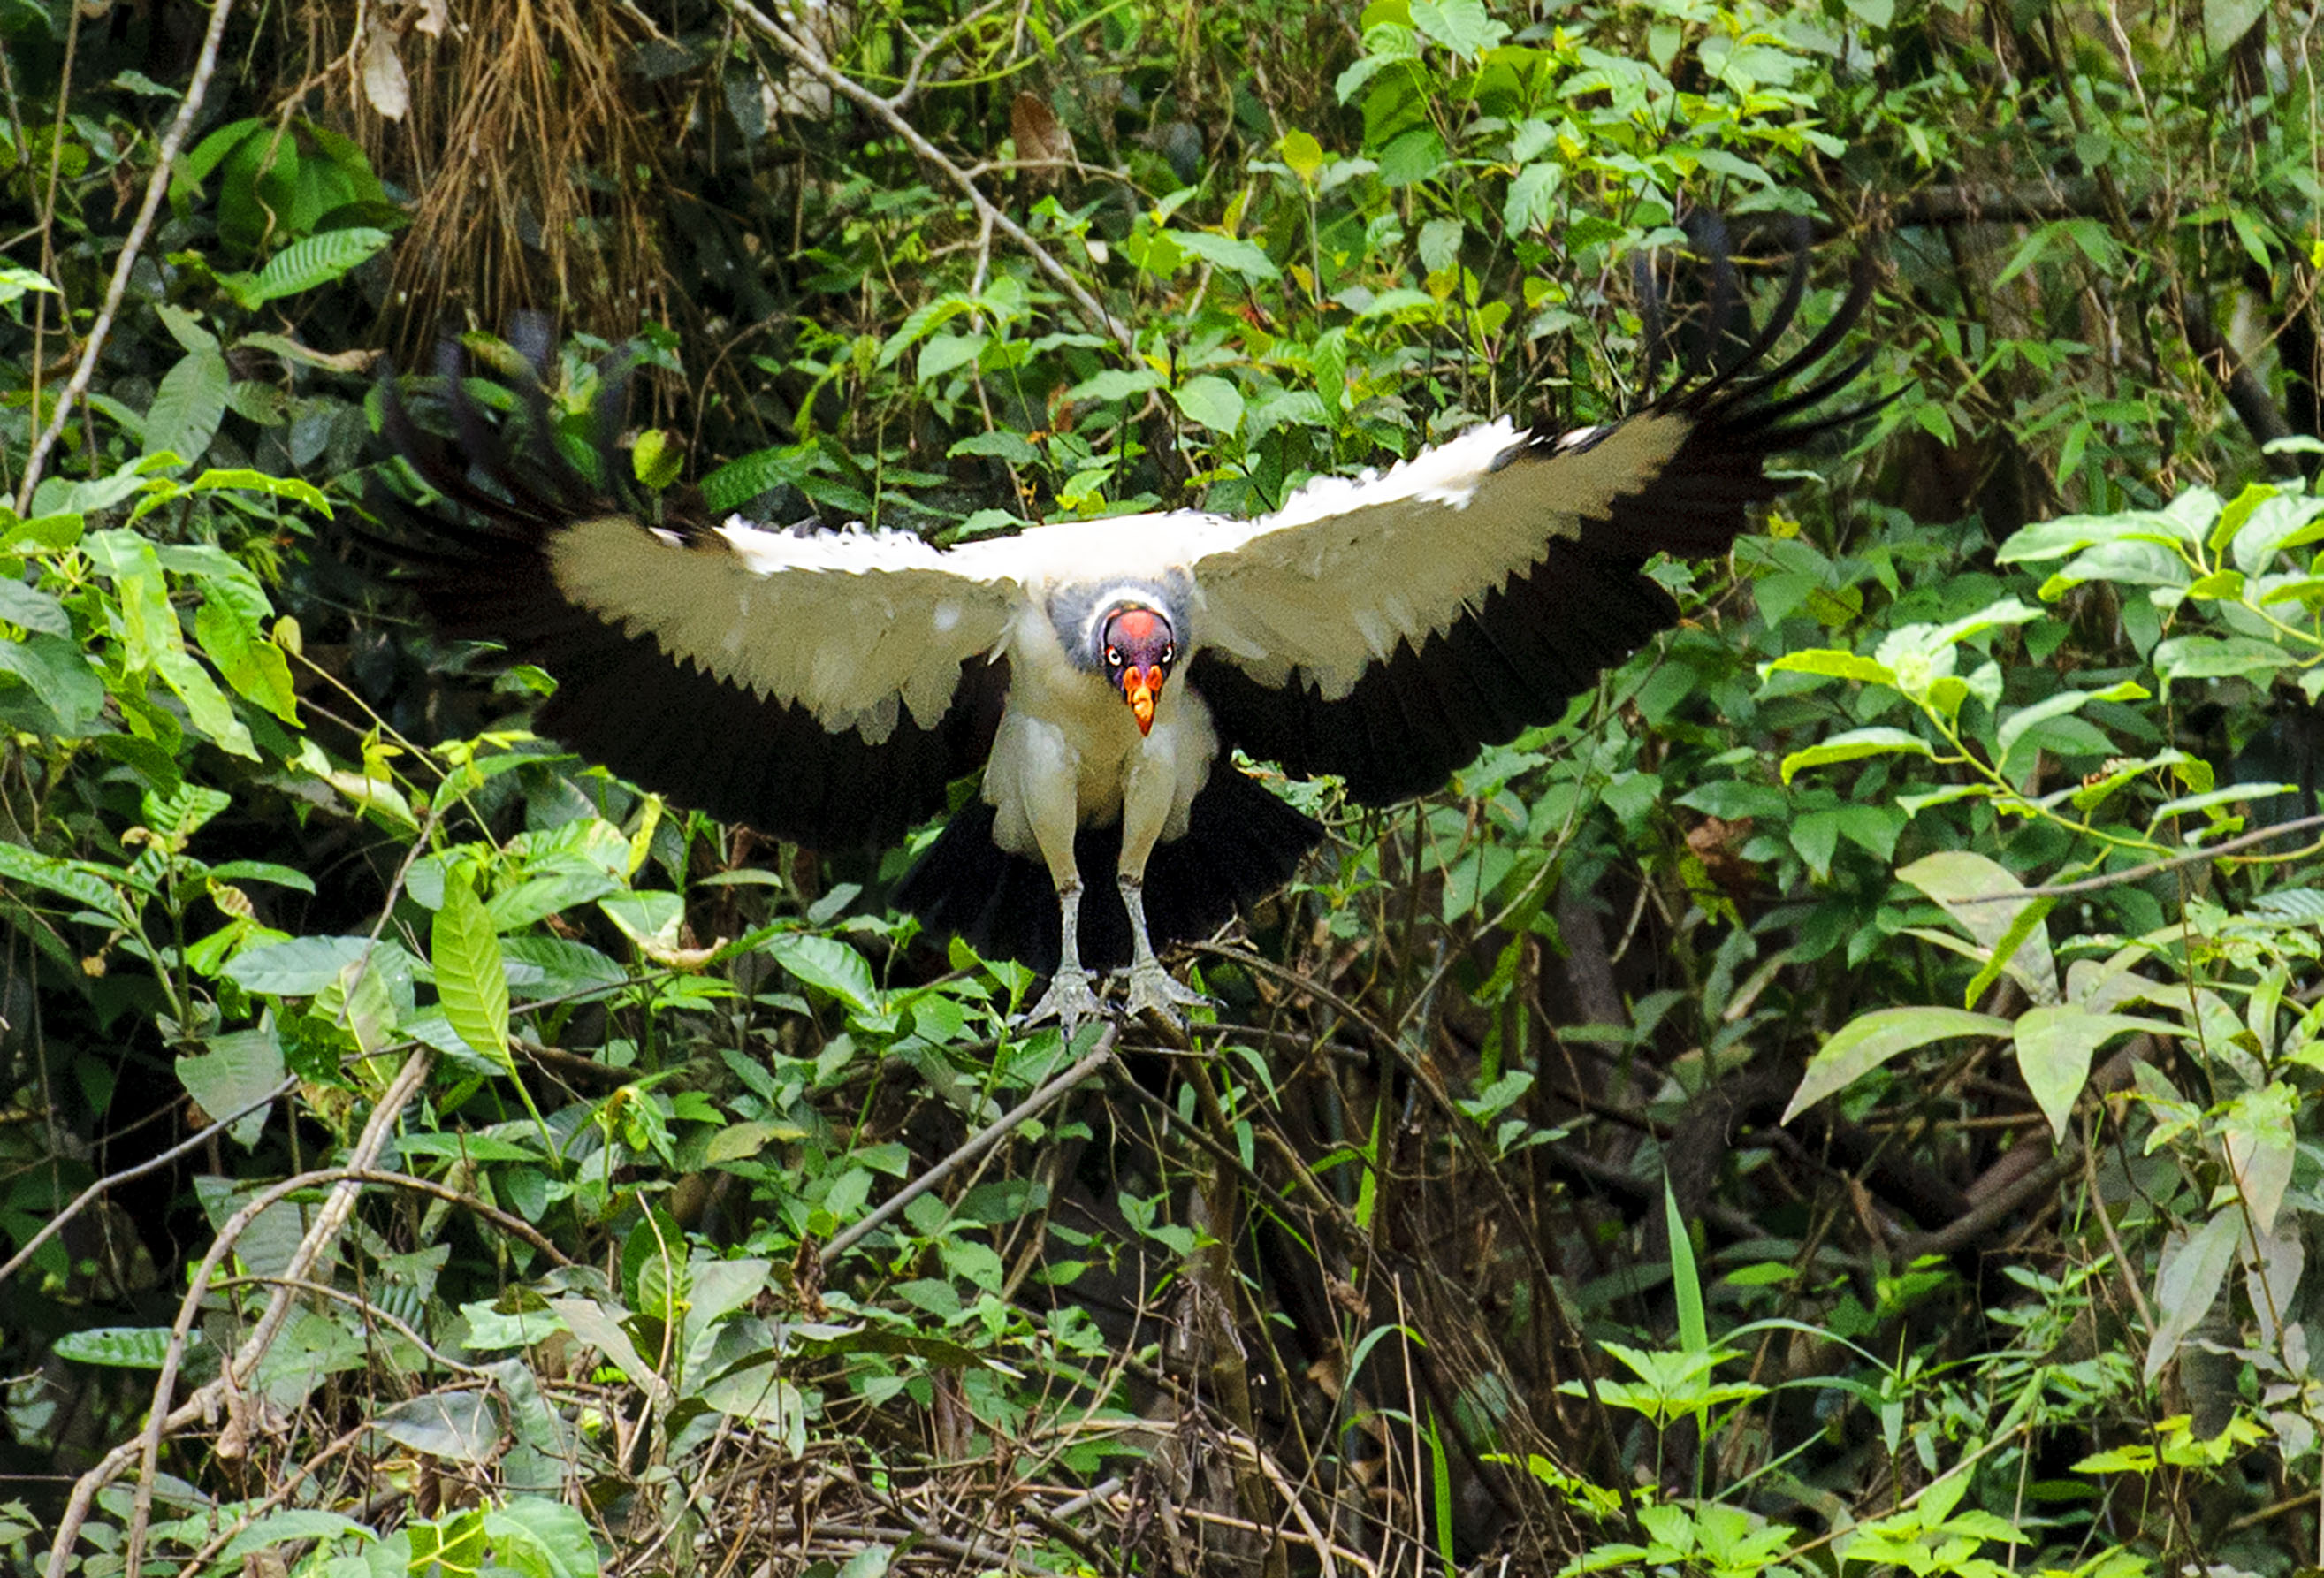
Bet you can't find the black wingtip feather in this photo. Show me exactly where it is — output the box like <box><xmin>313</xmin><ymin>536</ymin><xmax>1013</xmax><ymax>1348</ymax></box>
<box><xmin>356</xmin><ymin>331</ymin><xmax>1003</xmax><ymax>853</ymax></box>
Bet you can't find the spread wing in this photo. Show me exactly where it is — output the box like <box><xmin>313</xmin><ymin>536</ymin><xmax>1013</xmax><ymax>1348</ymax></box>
<box><xmin>1186</xmin><ymin>252</ymin><xmax>1879</xmax><ymax>803</ymax></box>
<box><xmin>363</xmin><ymin>351</ymin><xmax>1021</xmax><ymax>848</ymax></box>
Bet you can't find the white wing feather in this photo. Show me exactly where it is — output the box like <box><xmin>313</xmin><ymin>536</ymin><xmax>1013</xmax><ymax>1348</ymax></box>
<box><xmin>1185</xmin><ymin>414</ymin><xmax>1688</xmax><ymax>698</ymax></box>
<box><xmin>545</xmin><ymin>515</ymin><xmax>1021</xmax><ymax>742</ymax></box>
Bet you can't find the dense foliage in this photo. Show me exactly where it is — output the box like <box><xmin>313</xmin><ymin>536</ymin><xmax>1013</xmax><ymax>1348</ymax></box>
<box><xmin>4</xmin><ymin>0</ymin><xmax>2324</xmax><ymax>1572</ymax></box>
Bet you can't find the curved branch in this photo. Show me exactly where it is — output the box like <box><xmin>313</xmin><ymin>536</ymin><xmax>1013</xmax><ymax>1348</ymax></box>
<box><xmin>724</xmin><ymin>0</ymin><xmax>1132</xmax><ymax>354</ymax></box>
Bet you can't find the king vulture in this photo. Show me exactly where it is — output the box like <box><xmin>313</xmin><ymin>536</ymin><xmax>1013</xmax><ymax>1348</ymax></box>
<box><xmin>364</xmin><ymin>246</ymin><xmax>1876</xmax><ymax>1031</ymax></box>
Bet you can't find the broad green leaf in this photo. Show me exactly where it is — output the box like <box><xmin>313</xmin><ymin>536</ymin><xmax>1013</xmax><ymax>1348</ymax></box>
<box><xmin>86</xmin><ymin>530</ymin><xmax>180</xmax><ymax>668</ymax></box>
<box><xmin>2145</xmin><ymin>1212</ymin><xmax>2242</xmax><ymax>1384</ymax></box>
<box><xmin>224</xmin><ymin>934</ymin><xmax>377</xmax><ymax>995</ymax></box>
<box><xmin>239</xmin><ymin>227</ymin><xmax>393</xmax><ymax>305</ymax></box>
<box><xmin>2221</xmin><ymin>1082</ymin><xmax>2298</xmax><ymax>1235</ymax></box>
<box><xmin>763</xmin><ymin>932</ymin><xmax>879</xmax><ymax>1013</ymax></box>
<box><xmin>144</xmin><ymin>347</ymin><xmax>230</xmax><ymax>466</ymax></box>
<box><xmin>2205</xmin><ymin>0</ymin><xmax>2266</xmax><ymax>55</ymax></box>
<box><xmin>408</xmin><ymin>1508</ymin><xmax>488</xmax><ymax>1577</ymax></box>
<box><xmin>1779</xmin><ymin>727</ymin><xmax>1932</xmax><ymax>782</ymax></box>
<box><xmin>1785</xmin><ymin>1007</ymin><xmax>2010</xmax><ymax>1121</ymax></box>
<box><xmin>53</xmin><ymin>1326</ymin><xmax>179</xmax><ymax>1368</ymax></box>
<box><xmin>0</xmin><ymin>636</ymin><xmax>104</xmax><ymax>733</ymax></box>
<box><xmin>484</xmin><ymin>1498</ymin><xmax>604</xmax><ymax>1578</ymax></box>
<box><xmin>1897</xmin><ymin>850</ymin><xmax>2058</xmax><ymax>1002</ymax></box>
<box><xmin>0</xmin><ymin>263</ymin><xmax>59</xmax><ymax>306</ymax></box>
<box><xmin>0</xmin><ymin>580</ymin><xmax>69</xmax><ymax>636</ymax></box>
<box><xmin>1278</xmin><ymin>129</ymin><xmax>1325</xmax><ymax>179</ymax></box>
<box><xmin>1995</xmin><ymin>681</ymin><xmax>2146</xmax><ymax>772</ymax></box>
<box><xmin>194</xmin><ymin>578</ymin><xmax>299</xmax><ymax>722</ymax></box>
<box><xmin>374</xmin><ymin>1392</ymin><xmax>504</xmax><ymax>1465</ymax></box>
<box><xmin>1173</xmin><ymin>230</ymin><xmax>1281</xmax><ymax>281</ymax></box>
<box><xmin>1173</xmin><ymin>375</ymin><xmax>1245</xmax><ymax>432</ymax></box>
<box><xmin>433</xmin><ymin>864</ymin><xmax>510</xmax><ymax>1064</ymax></box>
<box><xmin>2153</xmin><ymin>635</ymin><xmax>2293</xmax><ymax>685</ymax></box>
<box><xmin>175</xmin><ymin>1025</ymin><xmax>286</xmax><ymax>1148</ymax></box>
<box><xmin>153</xmin><ymin>649</ymin><xmax>258</xmax><ymax>758</ymax></box>
<box><xmin>1762</xmin><ymin>649</ymin><xmax>1899</xmax><ymax>686</ymax></box>
<box><xmin>217</xmin><ymin>1509</ymin><xmax>372</xmax><ymax>1560</ymax></box>
<box><xmin>1505</xmin><ymin>163</ymin><xmax>1560</xmax><ymax>232</ymax></box>
<box><xmin>1068</xmin><ymin>368</ymin><xmax>1163</xmax><ymax>403</ymax></box>
<box><xmin>2010</xmin><ymin>1006</ymin><xmax>2175</xmax><ymax>1142</ymax></box>
<box><xmin>1409</xmin><ymin>0</ymin><xmax>1509</xmax><ymax>57</ymax></box>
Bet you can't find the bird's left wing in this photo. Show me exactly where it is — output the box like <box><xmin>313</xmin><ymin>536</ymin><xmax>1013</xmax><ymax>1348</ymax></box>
<box><xmin>1184</xmin><ymin>256</ymin><xmax>1875</xmax><ymax>804</ymax></box>
<box><xmin>363</xmin><ymin>354</ymin><xmax>1023</xmax><ymax>848</ymax></box>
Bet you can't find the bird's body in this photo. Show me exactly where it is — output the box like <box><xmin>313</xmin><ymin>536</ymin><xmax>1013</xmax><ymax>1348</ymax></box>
<box><xmin>365</xmin><ymin>248</ymin><xmax>1876</xmax><ymax>1028</ymax></box>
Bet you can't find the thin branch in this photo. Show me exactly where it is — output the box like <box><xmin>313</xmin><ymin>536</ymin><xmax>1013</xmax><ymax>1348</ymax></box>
<box><xmin>725</xmin><ymin>0</ymin><xmax>1132</xmax><ymax>354</ymax></box>
<box><xmin>820</xmin><ymin>1032</ymin><xmax>1116</xmax><ymax>1265</ymax></box>
<box><xmin>1952</xmin><ymin>812</ymin><xmax>2324</xmax><ymax>902</ymax></box>
<box><xmin>15</xmin><ymin>0</ymin><xmax>240</xmax><ymax>512</ymax></box>
<box><xmin>0</xmin><ymin>1076</ymin><xmax>295</xmax><ymax>1288</ymax></box>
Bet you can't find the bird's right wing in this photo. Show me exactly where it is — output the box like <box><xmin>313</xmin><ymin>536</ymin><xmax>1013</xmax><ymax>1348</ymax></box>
<box><xmin>364</xmin><ymin>352</ymin><xmax>1022</xmax><ymax>848</ymax></box>
<box><xmin>1181</xmin><ymin>251</ymin><xmax>1878</xmax><ymax>803</ymax></box>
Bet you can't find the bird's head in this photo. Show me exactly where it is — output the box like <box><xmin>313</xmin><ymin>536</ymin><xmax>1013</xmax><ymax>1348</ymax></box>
<box><xmin>1097</xmin><ymin>602</ymin><xmax>1177</xmax><ymax>736</ymax></box>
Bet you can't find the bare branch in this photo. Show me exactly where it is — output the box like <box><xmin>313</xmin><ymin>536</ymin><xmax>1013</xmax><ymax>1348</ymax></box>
<box><xmin>15</xmin><ymin>0</ymin><xmax>240</xmax><ymax>512</ymax></box>
<box><xmin>725</xmin><ymin>0</ymin><xmax>1132</xmax><ymax>354</ymax></box>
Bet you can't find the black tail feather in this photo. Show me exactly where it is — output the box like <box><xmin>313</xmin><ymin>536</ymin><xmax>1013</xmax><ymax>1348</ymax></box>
<box><xmin>895</xmin><ymin>766</ymin><xmax>1323</xmax><ymax>976</ymax></box>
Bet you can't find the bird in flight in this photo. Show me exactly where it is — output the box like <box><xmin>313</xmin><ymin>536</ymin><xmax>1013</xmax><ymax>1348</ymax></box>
<box><xmin>364</xmin><ymin>243</ymin><xmax>1875</xmax><ymax>1033</ymax></box>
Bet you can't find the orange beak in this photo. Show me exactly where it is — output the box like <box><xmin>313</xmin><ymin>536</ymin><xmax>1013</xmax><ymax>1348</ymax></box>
<box><xmin>1124</xmin><ymin>667</ymin><xmax>1161</xmax><ymax>735</ymax></box>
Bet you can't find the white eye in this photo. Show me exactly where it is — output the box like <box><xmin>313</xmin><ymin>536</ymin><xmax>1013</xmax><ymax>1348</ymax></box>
<box><xmin>1162</xmin><ymin>643</ymin><xmax>1175</xmax><ymax>663</ymax></box>
<box><xmin>1105</xmin><ymin>646</ymin><xmax>1122</xmax><ymax>666</ymax></box>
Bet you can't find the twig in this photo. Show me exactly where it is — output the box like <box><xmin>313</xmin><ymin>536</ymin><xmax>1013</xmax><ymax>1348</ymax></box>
<box><xmin>15</xmin><ymin>0</ymin><xmax>240</xmax><ymax>512</ymax></box>
<box><xmin>725</xmin><ymin>0</ymin><xmax>1132</xmax><ymax>354</ymax></box>
<box><xmin>1951</xmin><ymin>813</ymin><xmax>2324</xmax><ymax>903</ymax></box>
<box><xmin>0</xmin><ymin>1076</ymin><xmax>295</xmax><ymax>1288</ymax></box>
<box><xmin>819</xmin><ymin>1032</ymin><xmax>1116</xmax><ymax>1264</ymax></box>
<box><xmin>46</xmin><ymin>1048</ymin><xmax>437</xmax><ymax>1578</ymax></box>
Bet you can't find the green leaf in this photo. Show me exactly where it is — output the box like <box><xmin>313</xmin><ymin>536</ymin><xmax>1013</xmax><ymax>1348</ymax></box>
<box><xmin>1763</xmin><ymin>649</ymin><xmax>1899</xmax><ymax>687</ymax></box>
<box><xmin>1504</xmin><ymin>162</ymin><xmax>1561</xmax><ymax>233</ymax></box>
<box><xmin>433</xmin><ymin>863</ymin><xmax>510</xmax><ymax>1064</ymax></box>
<box><xmin>237</xmin><ymin>227</ymin><xmax>392</xmax><ymax>306</ymax></box>
<box><xmin>409</xmin><ymin>1507</ymin><xmax>489</xmax><ymax>1578</ymax></box>
<box><xmin>2153</xmin><ymin>634</ymin><xmax>2293</xmax><ymax>685</ymax></box>
<box><xmin>53</xmin><ymin>1326</ymin><xmax>181</xmax><ymax>1368</ymax></box>
<box><xmin>188</xmin><ymin>467</ymin><xmax>333</xmax><ymax>515</ymax></box>
<box><xmin>153</xmin><ymin>648</ymin><xmax>258</xmax><ymax>758</ymax></box>
<box><xmin>225</xmin><ymin>935</ymin><xmax>377</xmax><ymax>995</ymax></box>
<box><xmin>1278</xmin><ymin>129</ymin><xmax>1325</xmax><ymax>179</ymax></box>
<box><xmin>217</xmin><ymin>1510</ymin><xmax>371</xmax><ymax>1561</ymax></box>
<box><xmin>1173</xmin><ymin>230</ymin><xmax>1281</xmax><ymax>281</ymax></box>
<box><xmin>484</xmin><ymin>1498</ymin><xmax>601</xmax><ymax>1578</ymax></box>
<box><xmin>1897</xmin><ymin>850</ymin><xmax>2058</xmax><ymax>1003</ymax></box>
<box><xmin>0</xmin><ymin>263</ymin><xmax>60</xmax><ymax>307</ymax></box>
<box><xmin>1173</xmin><ymin>375</ymin><xmax>1246</xmax><ymax>433</ymax></box>
<box><xmin>1409</xmin><ymin>0</ymin><xmax>1509</xmax><ymax>57</ymax></box>
<box><xmin>143</xmin><ymin>347</ymin><xmax>231</xmax><ymax>467</ymax></box>
<box><xmin>0</xmin><ymin>636</ymin><xmax>104</xmax><ymax>734</ymax></box>
<box><xmin>1785</xmin><ymin>1007</ymin><xmax>2011</xmax><ymax>1121</ymax></box>
<box><xmin>763</xmin><ymin>932</ymin><xmax>879</xmax><ymax>1014</ymax></box>
<box><xmin>175</xmin><ymin>1025</ymin><xmax>286</xmax><ymax>1149</ymax></box>
<box><xmin>194</xmin><ymin>578</ymin><xmax>299</xmax><ymax>722</ymax></box>
<box><xmin>2220</xmin><ymin>1082</ymin><xmax>2297</xmax><ymax>1235</ymax></box>
<box><xmin>0</xmin><ymin>581</ymin><xmax>71</xmax><ymax>638</ymax></box>
<box><xmin>1069</xmin><ymin>368</ymin><xmax>1164</xmax><ymax>403</ymax></box>
<box><xmin>1779</xmin><ymin>727</ymin><xmax>1932</xmax><ymax>782</ymax></box>
<box><xmin>2145</xmin><ymin>1212</ymin><xmax>2241</xmax><ymax>1384</ymax></box>
<box><xmin>2010</xmin><ymin>1006</ymin><xmax>2175</xmax><ymax>1142</ymax></box>
<box><xmin>1664</xmin><ymin>1177</ymin><xmax>1705</xmax><ymax>1356</ymax></box>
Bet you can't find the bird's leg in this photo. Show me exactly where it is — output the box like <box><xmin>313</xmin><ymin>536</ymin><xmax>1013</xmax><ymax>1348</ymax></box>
<box><xmin>1022</xmin><ymin>877</ymin><xmax>1101</xmax><ymax>1034</ymax></box>
<box><xmin>1116</xmin><ymin>873</ymin><xmax>1207</xmax><ymax>1022</ymax></box>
